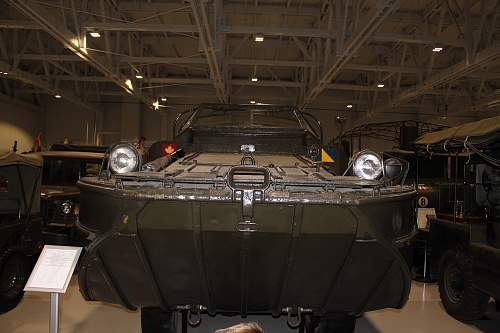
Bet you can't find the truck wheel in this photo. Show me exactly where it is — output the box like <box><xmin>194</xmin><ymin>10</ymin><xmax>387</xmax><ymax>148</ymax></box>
<box><xmin>141</xmin><ymin>307</ymin><xmax>177</xmax><ymax>333</ymax></box>
<box><xmin>0</xmin><ymin>248</ymin><xmax>31</xmax><ymax>314</ymax></box>
<box><xmin>316</xmin><ymin>314</ymin><xmax>356</xmax><ymax>333</ymax></box>
<box><xmin>438</xmin><ymin>249</ymin><xmax>489</xmax><ymax>321</ymax></box>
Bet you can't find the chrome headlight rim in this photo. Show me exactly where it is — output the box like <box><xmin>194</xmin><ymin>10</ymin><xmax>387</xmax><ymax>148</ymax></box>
<box><xmin>352</xmin><ymin>150</ymin><xmax>383</xmax><ymax>180</ymax></box>
<box><xmin>108</xmin><ymin>143</ymin><xmax>142</xmax><ymax>174</ymax></box>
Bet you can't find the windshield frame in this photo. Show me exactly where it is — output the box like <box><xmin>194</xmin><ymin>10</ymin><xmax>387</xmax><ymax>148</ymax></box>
<box><xmin>177</xmin><ymin>104</ymin><xmax>319</xmax><ymax>139</ymax></box>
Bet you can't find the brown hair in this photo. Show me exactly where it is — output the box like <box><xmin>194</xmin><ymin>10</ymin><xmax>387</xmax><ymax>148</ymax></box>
<box><xmin>215</xmin><ymin>322</ymin><xmax>264</xmax><ymax>333</ymax></box>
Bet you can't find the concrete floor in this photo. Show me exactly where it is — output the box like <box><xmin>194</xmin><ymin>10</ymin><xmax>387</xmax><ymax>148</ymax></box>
<box><xmin>1</xmin><ymin>277</ymin><xmax>499</xmax><ymax>333</ymax></box>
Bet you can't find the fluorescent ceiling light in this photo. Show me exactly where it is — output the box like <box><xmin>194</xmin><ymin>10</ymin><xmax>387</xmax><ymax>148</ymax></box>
<box><xmin>346</xmin><ymin>104</ymin><xmax>353</xmax><ymax>108</ymax></box>
<box><xmin>250</xmin><ymin>100</ymin><xmax>256</xmax><ymax>104</ymax></box>
<box><xmin>124</xmin><ymin>79</ymin><xmax>134</xmax><ymax>92</ymax></box>
<box><xmin>377</xmin><ymin>83</ymin><xmax>385</xmax><ymax>88</ymax></box>
<box><xmin>54</xmin><ymin>94</ymin><xmax>62</xmax><ymax>99</ymax></box>
<box><xmin>254</xmin><ymin>35</ymin><xmax>264</xmax><ymax>42</ymax></box>
<box><xmin>89</xmin><ymin>32</ymin><xmax>101</xmax><ymax>38</ymax></box>
<box><xmin>432</xmin><ymin>47</ymin><xmax>443</xmax><ymax>52</ymax></box>
<box><xmin>251</xmin><ymin>77</ymin><xmax>258</xmax><ymax>82</ymax></box>
<box><xmin>135</xmin><ymin>74</ymin><xmax>143</xmax><ymax>79</ymax></box>
<box><xmin>161</xmin><ymin>97</ymin><xmax>167</xmax><ymax>102</ymax></box>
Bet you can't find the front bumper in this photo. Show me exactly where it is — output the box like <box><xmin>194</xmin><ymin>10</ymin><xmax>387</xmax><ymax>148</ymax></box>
<box><xmin>77</xmin><ymin>182</ymin><xmax>416</xmax><ymax>316</ymax></box>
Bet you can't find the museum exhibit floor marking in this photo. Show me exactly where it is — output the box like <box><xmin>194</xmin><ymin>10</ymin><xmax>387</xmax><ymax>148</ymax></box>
<box><xmin>0</xmin><ymin>277</ymin><xmax>499</xmax><ymax>333</ymax></box>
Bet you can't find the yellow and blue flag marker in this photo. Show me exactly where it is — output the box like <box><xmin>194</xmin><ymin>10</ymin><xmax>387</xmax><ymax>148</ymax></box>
<box><xmin>321</xmin><ymin>147</ymin><xmax>335</xmax><ymax>163</ymax></box>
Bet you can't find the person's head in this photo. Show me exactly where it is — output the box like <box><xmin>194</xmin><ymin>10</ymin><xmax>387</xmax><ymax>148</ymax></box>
<box><xmin>215</xmin><ymin>322</ymin><xmax>264</xmax><ymax>333</ymax></box>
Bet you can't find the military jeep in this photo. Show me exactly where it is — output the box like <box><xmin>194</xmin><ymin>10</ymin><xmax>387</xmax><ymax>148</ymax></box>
<box><xmin>38</xmin><ymin>146</ymin><xmax>104</xmax><ymax>245</ymax></box>
<box><xmin>0</xmin><ymin>150</ymin><xmax>43</xmax><ymax>314</ymax></box>
<box><xmin>77</xmin><ymin>104</ymin><xmax>416</xmax><ymax>333</ymax></box>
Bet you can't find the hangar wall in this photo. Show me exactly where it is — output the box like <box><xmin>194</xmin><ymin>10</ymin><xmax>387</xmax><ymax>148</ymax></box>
<box><xmin>0</xmin><ymin>98</ymin><xmax>489</xmax><ymax>152</ymax></box>
<box><xmin>0</xmin><ymin>99</ymin><xmax>41</xmax><ymax>153</ymax></box>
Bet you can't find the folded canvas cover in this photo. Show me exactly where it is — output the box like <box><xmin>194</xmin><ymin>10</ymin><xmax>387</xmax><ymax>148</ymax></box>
<box><xmin>415</xmin><ymin>115</ymin><xmax>500</xmax><ymax>145</ymax></box>
<box><xmin>0</xmin><ymin>150</ymin><xmax>42</xmax><ymax>167</ymax></box>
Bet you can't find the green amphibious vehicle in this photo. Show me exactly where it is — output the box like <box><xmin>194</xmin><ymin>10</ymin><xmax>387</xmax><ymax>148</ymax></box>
<box><xmin>77</xmin><ymin>104</ymin><xmax>417</xmax><ymax>333</ymax></box>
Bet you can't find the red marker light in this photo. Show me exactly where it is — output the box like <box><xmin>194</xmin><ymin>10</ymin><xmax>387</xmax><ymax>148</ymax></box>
<box><xmin>163</xmin><ymin>143</ymin><xmax>176</xmax><ymax>156</ymax></box>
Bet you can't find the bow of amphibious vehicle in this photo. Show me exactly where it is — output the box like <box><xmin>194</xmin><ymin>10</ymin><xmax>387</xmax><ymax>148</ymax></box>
<box><xmin>76</xmin><ymin>104</ymin><xmax>417</xmax><ymax>331</ymax></box>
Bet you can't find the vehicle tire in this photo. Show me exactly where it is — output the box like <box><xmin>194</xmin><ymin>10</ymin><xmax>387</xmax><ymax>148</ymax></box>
<box><xmin>0</xmin><ymin>248</ymin><xmax>31</xmax><ymax>314</ymax></box>
<box><xmin>141</xmin><ymin>307</ymin><xmax>177</xmax><ymax>333</ymax></box>
<box><xmin>304</xmin><ymin>314</ymin><xmax>320</xmax><ymax>333</ymax></box>
<box><xmin>438</xmin><ymin>248</ymin><xmax>489</xmax><ymax>321</ymax></box>
<box><xmin>316</xmin><ymin>314</ymin><xmax>356</xmax><ymax>333</ymax></box>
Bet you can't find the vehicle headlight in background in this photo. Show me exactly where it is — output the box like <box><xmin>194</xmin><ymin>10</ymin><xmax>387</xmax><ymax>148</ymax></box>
<box><xmin>383</xmin><ymin>158</ymin><xmax>404</xmax><ymax>182</ymax></box>
<box><xmin>352</xmin><ymin>151</ymin><xmax>383</xmax><ymax>180</ymax></box>
<box><xmin>61</xmin><ymin>200</ymin><xmax>73</xmax><ymax>215</ymax></box>
<box><xmin>109</xmin><ymin>144</ymin><xmax>140</xmax><ymax>174</ymax></box>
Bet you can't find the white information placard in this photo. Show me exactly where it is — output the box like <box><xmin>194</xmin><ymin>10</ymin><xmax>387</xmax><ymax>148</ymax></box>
<box><xmin>417</xmin><ymin>208</ymin><xmax>437</xmax><ymax>230</ymax></box>
<box><xmin>24</xmin><ymin>245</ymin><xmax>82</xmax><ymax>293</ymax></box>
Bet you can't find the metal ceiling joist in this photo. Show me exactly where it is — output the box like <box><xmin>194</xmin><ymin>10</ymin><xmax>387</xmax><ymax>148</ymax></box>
<box><xmin>0</xmin><ymin>60</ymin><xmax>95</xmax><ymax>111</ymax></box>
<box><xmin>298</xmin><ymin>0</ymin><xmax>400</xmax><ymax>109</ymax></box>
<box><xmin>188</xmin><ymin>0</ymin><xmax>226</xmax><ymax>103</ymax></box>
<box><xmin>0</xmin><ymin>19</ymin><xmax>465</xmax><ymax>48</ymax></box>
<box><xmin>16</xmin><ymin>54</ymin><xmax>422</xmax><ymax>73</ymax></box>
<box><xmin>383</xmin><ymin>44</ymin><xmax>500</xmax><ymax>109</ymax></box>
<box><xmin>7</xmin><ymin>0</ymin><xmax>154</xmax><ymax>107</ymax></box>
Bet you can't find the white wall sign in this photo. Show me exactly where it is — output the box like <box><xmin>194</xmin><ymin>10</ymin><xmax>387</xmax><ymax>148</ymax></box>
<box><xmin>24</xmin><ymin>245</ymin><xmax>82</xmax><ymax>294</ymax></box>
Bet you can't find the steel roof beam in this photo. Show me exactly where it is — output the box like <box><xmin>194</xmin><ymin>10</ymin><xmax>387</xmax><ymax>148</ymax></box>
<box><xmin>298</xmin><ymin>0</ymin><xmax>400</xmax><ymax>109</ymax></box>
<box><xmin>380</xmin><ymin>45</ymin><xmax>500</xmax><ymax>110</ymax></box>
<box><xmin>0</xmin><ymin>18</ymin><xmax>465</xmax><ymax>47</ymax></box>
<box><xmin>7</xmin><ymin>0</ymin><xmax>155</xmax><ymax>108</ymax></box>
<box><xmin>16</xmin><ymin>53</ymin><xmax>426</xmax><ymax>73</ymax></box>
<box><xmin>188</xmin><ymin>0</ymin><xmax>226</xmax><ymax>103</ymax></box>
<box><xmin>0</xmin><ymin>59</ymin><xmax>95</xmax><ymax>111</ymax></box>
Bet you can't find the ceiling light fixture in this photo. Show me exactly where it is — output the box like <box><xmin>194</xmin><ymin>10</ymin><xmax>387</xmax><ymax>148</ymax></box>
<box><xmin>54</xmin><ymin>94</ymin><xmax>62</xmax><ymax>99</ymax></box>
<box><xmin>251</xmin><ymin>77</ymin><xmax>258</xmax><ymax>82</ymax></box>
<box><xmin>89</xmin><ymin>32</ymin><xmax>101</xmax><ymax>38</ymax></box>
<box><xmin>250</xmin><ymin>100</ymin><xmax>256</xmax><ymax>104</ymax></box>
<box><xmin>124</xmin><ymin>79</ymin><xmax>134</xmax><ymax>92</ymax></box>
<box><xmin>432</xmin><ymin>47</ymin><xmax>443</xmax><ymax>52</ymax></box>
<box><xmin>254</xmin><ymin>35</ymin><xmax>264</xmax><ymax>42</ymax></box>
<box><xmin>347</xmin><ymin>104</ymin><xmax>353</xmax><ymax>108</ymax></box>
<box><xmin>377</xmin><ymin>83</ymin><xmax>385</xmax><ymax>88</ymax></box>
<box><xmin>161</xmin><ymin>97</ymin><xmax>167</xmax><ymax>102</ymax></box>
<box><xmin>135</xmin><ymin>74</ymin><xmax>143</xmax><ymax>79</ymax></box>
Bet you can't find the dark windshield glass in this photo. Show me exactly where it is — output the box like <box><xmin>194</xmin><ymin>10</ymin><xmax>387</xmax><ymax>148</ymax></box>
<box><xmin>42</xmin><ymin>157</ymin><xmax>101</xmax><ymax>186</ymax></box>
<box><xmin>192</xmin><ymin>107</ymin><xmax>302</xmax><ymax>129</ymax></box>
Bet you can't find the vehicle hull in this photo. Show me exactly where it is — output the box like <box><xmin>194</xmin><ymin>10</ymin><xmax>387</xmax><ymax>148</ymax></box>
<box><xmin>78</xmin><ymin>182</ymin><xmax>416</xmax><ymax>316</ymax></box>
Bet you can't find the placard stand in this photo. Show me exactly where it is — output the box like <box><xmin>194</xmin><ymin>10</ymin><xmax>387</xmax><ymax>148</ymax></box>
<box><xmin>50</xmin><ymin>293</ymin><xmax>60</xmax><ymax>333</ymax></box>
<box><xmin>24</xmin><ymin>245</ymin><xmax>82</xmax><ymax>333</ymax></box>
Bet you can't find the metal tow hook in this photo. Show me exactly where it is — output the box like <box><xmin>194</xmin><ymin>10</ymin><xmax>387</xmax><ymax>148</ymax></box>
<box><xmin>285</xmin><ymin>307</ymin><xmax>303</xmax><ymax>328</ymax></box>
<box><xmin>187</xmin><ymin>305</ymin><xmax>202</xmax><ymax>327</ymax></box>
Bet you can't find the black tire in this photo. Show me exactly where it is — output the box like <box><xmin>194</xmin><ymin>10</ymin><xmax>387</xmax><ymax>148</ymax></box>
<box><xmin>304</xmin><ymin>314</ymin><xmax>320</xmax><ymax>333</ymax></box>
<box><xmin>0</xmin><ymin>248</ymin><xmax>31</xmax><ymax>314</ymax></box>
<box><xmin>316</xmin><ymin>314</ymin><xmax>356</xmax><ymax>333</ymax></box>
<box><xmin>141</xmin><ymin>307</ymin><xmax>177</xmax><ymax>333</ymax></box>
<box><xmin>438</xmin><ymin>248</ymin><xmax>489</xmax><ymax>321</ymax></box>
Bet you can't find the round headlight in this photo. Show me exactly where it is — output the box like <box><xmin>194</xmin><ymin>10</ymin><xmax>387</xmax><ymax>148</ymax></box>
<box><xmin>61</xmin><ymin>200</ymin><xmax>72</xmax><ymax>215</ymax></box>
<box><xmin>383</xmin><ymin>158</ymin><xmax>404</xmax><ymax>182</ymax></box>
<box><xmin>109</xmin><ymin>144</ymin><xmax>140</xmax><ymax>174</ymax></box>
<box><xmin>352</xmin><ymin>151</ymin><xmax>383</xmax><ymax>180</ymax></box>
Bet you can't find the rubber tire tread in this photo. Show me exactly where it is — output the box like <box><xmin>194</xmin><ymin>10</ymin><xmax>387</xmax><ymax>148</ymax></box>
<box><xmin>141</xmin><ymin>307</ymin><xmax>177</xmax><ymax>333</ymax></box>
<box><xmin>316</xmin><ymin>315</ymin><xmax>356</xmax><ymax>333</ymax></box>
<box><xmin>0</xmin><ymin>248</ymin><xmax>30</xmax><ymax>314</ymax></box>
<box><xmin>438</xmin><ymin>248</ymin><xmax>489</xmax><ymax>321</ymax></box>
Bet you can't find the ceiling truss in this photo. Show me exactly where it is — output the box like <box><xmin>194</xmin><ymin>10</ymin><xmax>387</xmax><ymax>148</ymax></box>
<box><xmin>0</xmin><ymin>0</ymin><xmax>499</xmax><ymax>120</ymax></box>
